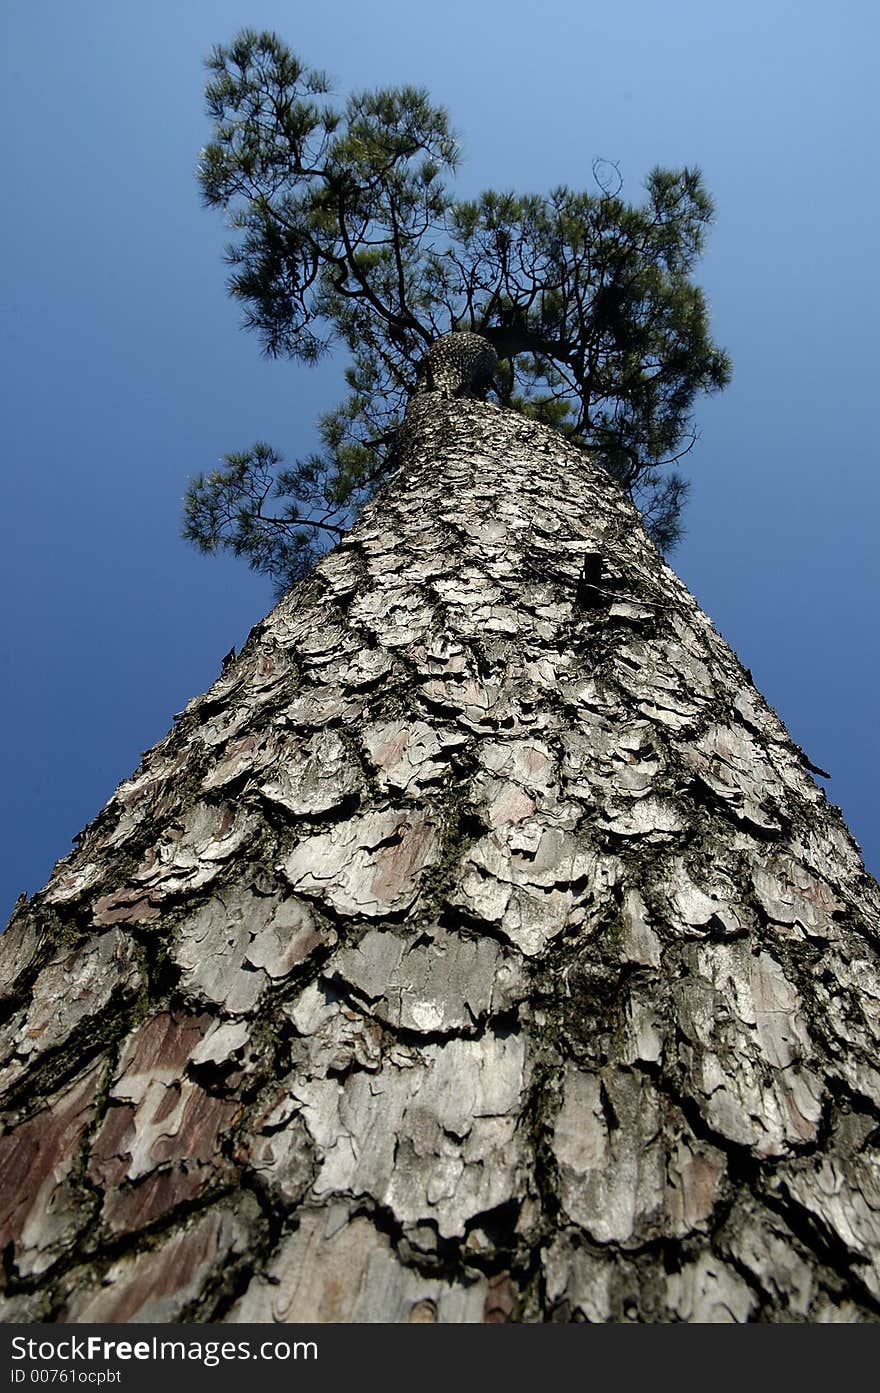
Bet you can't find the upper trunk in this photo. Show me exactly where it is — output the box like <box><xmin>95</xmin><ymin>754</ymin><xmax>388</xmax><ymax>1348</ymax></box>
<box><xmin>2</xmin><ymin>395</ymin><xmax>879</xmax><ymax>1323</ymax></box>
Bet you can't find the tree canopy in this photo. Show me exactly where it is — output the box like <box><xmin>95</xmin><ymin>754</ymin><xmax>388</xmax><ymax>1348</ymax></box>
<box><xmin>184</xmin><ymin>29</ymin><xmax>731</xmax><ymax>593</ymax></box>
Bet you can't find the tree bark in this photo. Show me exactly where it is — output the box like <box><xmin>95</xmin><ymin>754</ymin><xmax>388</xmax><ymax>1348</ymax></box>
<box><xmin>2</xmin><ymin>395</ymin><xmax>879</xmax><ymax>1323</ymax></box>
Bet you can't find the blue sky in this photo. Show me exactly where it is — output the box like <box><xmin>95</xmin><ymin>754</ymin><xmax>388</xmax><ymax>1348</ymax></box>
<box><xmin>2</xmin><ymin>0</ymin><xmax>878</xmax><ymax>921</ymax></box>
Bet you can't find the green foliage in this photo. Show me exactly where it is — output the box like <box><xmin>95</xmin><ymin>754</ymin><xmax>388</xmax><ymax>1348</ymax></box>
<box><xmin>186</xmin><ymin>29</ymin><xmax>731</xmax><ymax>590</ymax></box>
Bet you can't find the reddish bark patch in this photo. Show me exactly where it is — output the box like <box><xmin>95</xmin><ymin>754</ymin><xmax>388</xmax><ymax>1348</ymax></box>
<box><xmin>60</xmin><ymin>1209</ymin><xmax>242</xmax><ymax>1323</ymax></box>
<box><xmin>92</xmin><ymin>889</ymin><xmax>162</xmax><ymax>926</ymax></box>
<box><xmin>483</xmin><ymin>1272</ymin><xmax>518</xmax><ymax>1323</ymax></box>
<box><xmin>87</xmin><ymin>1010</ymin><xmax>239</xmax><ymax>1234</ymax></box>
<box><xmin>0</xmin><ymin>1065</ymin><xmax>102</xmax><ymax>1272</ymax></box>
<box><xmin>370</xmin><ymin>816</ymin><xmax>437</xmax><ymax>905</ymax></box>
<box><xmin>116</xmin><ymin>1009</ymin><xmax>215</xmax><ymax>1080</ymax></box>
<box><xmin>102</xmin><ymin>1167</ymin><xmax>211</xmax><ymax>1234</ymax></box>
<box><xmin>86</xmin><ymin>1103</ymin><xmax>135</xmax><ymax>1189</ymax></box>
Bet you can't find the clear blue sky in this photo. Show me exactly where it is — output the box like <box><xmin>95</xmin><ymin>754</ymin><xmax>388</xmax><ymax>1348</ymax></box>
<box><xmin>2</xmin><ymin>0</ymin><xmax>878</xmax><ymax>922</ymax></box>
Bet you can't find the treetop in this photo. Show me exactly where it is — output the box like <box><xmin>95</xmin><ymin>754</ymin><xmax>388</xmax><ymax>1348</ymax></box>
<box><xmin>185</xmin><ymin>28</ymin><xmax>731</xmax><ymax>592</ymax></box>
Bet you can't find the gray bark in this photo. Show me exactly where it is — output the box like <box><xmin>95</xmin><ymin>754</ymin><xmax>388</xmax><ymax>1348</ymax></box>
<box><xmin>2</xmin><ymin>393</ymin><xmax>879</xmax><ymax>1323</ymax></box>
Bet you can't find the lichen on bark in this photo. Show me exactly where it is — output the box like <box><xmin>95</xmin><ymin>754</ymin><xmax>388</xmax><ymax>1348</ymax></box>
<box><xmin>1</xmin><ymin>395</ymin><xmax>879</xmax><ymax>1323</ymax></box>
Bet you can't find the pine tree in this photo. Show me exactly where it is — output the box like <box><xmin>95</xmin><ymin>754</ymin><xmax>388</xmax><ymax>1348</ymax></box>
<box><xmin>1</xmin><ymin>34</ymin><xmax>879</xmax><ymax>1324</ymax></box>
<box><xmin>182</xmin><ymin>29</ymin><xmax>730</xmax><ymax>591</ymax></box>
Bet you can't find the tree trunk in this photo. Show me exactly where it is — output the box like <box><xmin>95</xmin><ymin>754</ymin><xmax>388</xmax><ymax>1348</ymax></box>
<box><xmin>2</xmin><ymin>395</ymin><xmax>879</xmax><ymax>1324</ymax></box>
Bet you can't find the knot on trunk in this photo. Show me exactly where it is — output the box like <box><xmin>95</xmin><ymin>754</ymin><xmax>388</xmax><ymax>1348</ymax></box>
<box><xmin>415</xmin><ymin>332</ymin><xmax>498</xmax><ymax>400</ymax></box>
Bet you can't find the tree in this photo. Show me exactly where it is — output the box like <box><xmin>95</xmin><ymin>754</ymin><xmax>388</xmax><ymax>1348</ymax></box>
<box><xmin>2</xmin><ymin>35</ymin><xmax>879</xmax><ymax>1325</ymax></box>
<box><xmin>183</xmin><ymin>30</ymin><xmax>730</xmax><ymax>592</ymax></box>
<box><xmin>3</xmin><ymin>395</ymin><xmax>880</xmax><ymax>1322</ymax></box>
